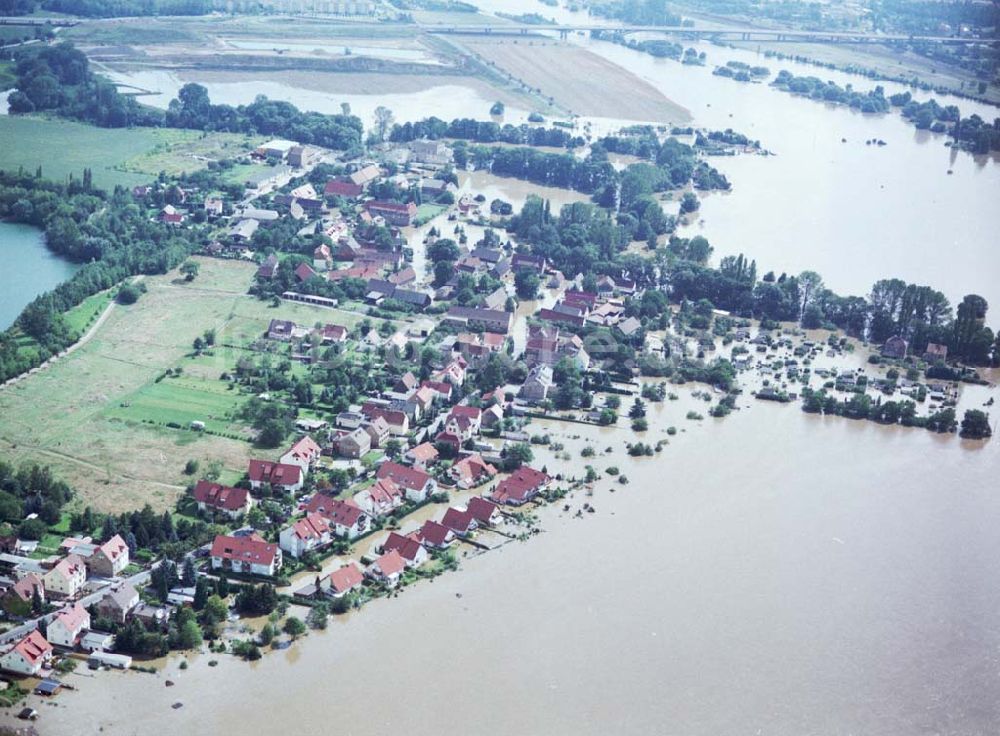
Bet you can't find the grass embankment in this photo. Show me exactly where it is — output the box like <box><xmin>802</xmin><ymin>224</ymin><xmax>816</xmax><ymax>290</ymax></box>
<box><xmin>0</xmin><ymin>116</ymin><xmax>257</xmax><ymax>189</ymax></box>
<box><xmin>0</xmin><ymin>60</ymin><xmax>16</xmax><ymax>92</ymax></box>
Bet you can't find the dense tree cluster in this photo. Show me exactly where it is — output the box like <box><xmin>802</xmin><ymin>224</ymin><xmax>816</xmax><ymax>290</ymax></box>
<box><xmin>166</xmin><ymin>83</ymin><xmax>363</xmax><ymax>152</ymax></box>
<box><xmin>772</xmin><ymin>71</ymin><xmax>892</xmax><ymax>113</ymax></box>
<box><xmin>8</xmin><ymin>43</ymin><xmax>159</xmax><ymax>126</ymax></box>
<box><xmin>0</xmin><ymin>462</ymin><xmax>73</xmax><ymax>536</ymax></box>
<box><xmin>389</xmin><ymin>117</ymin><xmax>584</xmax><ymax>148</ymax></box>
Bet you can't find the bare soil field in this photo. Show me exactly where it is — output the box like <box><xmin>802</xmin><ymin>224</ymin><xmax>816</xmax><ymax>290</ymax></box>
<box><xmin>457</xmin><ymin>38</ymin><xmax>692</xmax><ymax>124</ymax></box>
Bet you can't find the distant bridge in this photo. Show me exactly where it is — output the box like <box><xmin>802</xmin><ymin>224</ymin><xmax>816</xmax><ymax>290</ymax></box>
<box><xmin>420</xmin><ymin>23</ymin><xmax>994</xmax><ymax>46</ymax></box>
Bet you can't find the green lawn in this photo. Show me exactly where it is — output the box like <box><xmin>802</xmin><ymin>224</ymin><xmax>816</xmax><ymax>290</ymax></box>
<box><xmin>104</xmin><ymin>375</ymin><xmax>249</xmax><ymax>437</ymax></box>
<box><xmin>0</xmin><ymin>117</ymin><xmax>254</xmax><ymax>190</ymax></box>
<box><xmin>63</xmin><ymin>289</ymin><xmax>114</xmax><ymax>335</ymax></box>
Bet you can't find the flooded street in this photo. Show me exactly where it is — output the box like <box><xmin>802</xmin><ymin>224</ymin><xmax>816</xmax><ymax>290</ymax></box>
<box><xmin>36</xmin><ymin>399</ymin><xmax>1000</xmax><ymax>736</ymax></box>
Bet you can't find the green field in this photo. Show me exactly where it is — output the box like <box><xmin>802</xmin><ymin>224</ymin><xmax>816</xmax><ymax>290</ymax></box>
<box><xmin>105</xmin><ymin>375</ymin><xmax>250</xmax><ymax>438</ymax></box>
<box><xmin>0</xmin><ymin>257</ymin><xmax>409</xmax><ymax>512</ymax></box>
<box><xmin>0</xmin><ymin>117</ymin><xmax>257</xmax><ymax>190</ymax></box>
<box><xmin>62</xmin><ymin>289</ymin><xmax>114</xmax><ymax>335</ymax></box>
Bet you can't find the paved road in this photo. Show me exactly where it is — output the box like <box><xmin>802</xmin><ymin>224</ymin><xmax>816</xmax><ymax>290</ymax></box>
<box><xmin>0</xmin><ymin>564</ymin><xmax>157</xmax><ymax>646</ymax></box>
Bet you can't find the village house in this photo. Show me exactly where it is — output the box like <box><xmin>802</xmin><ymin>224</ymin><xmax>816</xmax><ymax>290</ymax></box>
<box><xmin>267</xmin><ymin>319</ymin><xmax>297</xmax><ymax>341</ymax></box>
<box><xmin>319</xmin><ymin>323</ymin><xmax>348</xmax><ymax>343</ymax></box>
<box><xmin>353</xmin><ymin>477</ymin><xmax>404</xmax><ymax>518</ymax></box>
<box><xmin>1</xmin><ymin>573</ymin><xmax>44</xmax><ymax>615</ymax></box>
<box><xmin>881</xmin><ymin>335</ymin><xmax>909</xmax><ymax>359</ymax></box>
<box><xmin>279</xmin><ymin>513</ymin><xmax>332</xmax><ymax>559</ymax></box>
<box><xmin>304</xmin><ymin>495</ymin><xmax>369</xmax><ymax>539</ymax></box>
<box><xmin>256</xmin><ymin>139</ymin><xmax>297</xmax><ymax>160</ymax></box>
<box><xmin>450</xmin><ymin>454</ymin><xmax>499</xmax><ymax>489</ymax></box>
<box><xmin>192</xmin><ymin>481</ymin><xmax>252</xmax><ymax>519</ymax></box>
<box><xmin>295</xmin><ymin>262</ymin><xmax>319</xmax><ymax>283</ymax></box>
<box><xmin>416</xmin><ymin>519</ymin><xmax>455</xmax><ymax>550</ymax></box>
<box><xmin>47</xmin><ymin>603</ymin><xmax>90</xmax><ymax>649</ymax></box>
<box><xmin>444</xmin><ymin>405</ymin><xmax>482</xmax><ymax>441</ymax></box>
<box><xmin>379</xmin><ymin>532</ymin><xmax>428</xmax><ymax>568</ymax></box>
<box><xmin>323</xmin><ymin>562</ymin><xmax>365</xmax><ymax>598</ymax></box>
<box><xmin>923</xmin><ymin>342</ymin><xmax>948</xmax><ymax>363</ymax></box>
<box><xmin>280</xmin><ymin>435</ymin><xmax>323</xmax><ymax>476</ymax></box>
<box><xmin>325</xmin><ymin>177</ymin><xmax>364</xmax><ymax>199</ymax></box>
<box><xmin>409</xmin><ymin>139</ymin><xmax>452</xmax><ymax>166</ymax></box>
<box><xmin>467</xmin><ymin>496</ymin><xmax>503</xmax><ymax>526</ymax></box>
<box><xmin>288</xmin><ymin>144</ymin><xmax>320</xmax><ymax>168</ymax></box>
<box><xmin>0</xmin><ymin>630</ymin><xmax>53</xmax><ymax>676</ymax></box>
<box><xmin>363</xmin><ymin>416</ymin><xmax>392</xmax><ymax>449</ymax></box>
<box><xmin>491</xmin><ymin>466</ymin><xmax>550</xmax><ymax>506</ymax></box>
<box><xmin>336</xmin><ymin>411</ymin><xmax>366</xmax><ymax>430</ymax></box>
<box><xmin>248</xmin><ymin>459</ymin><xmax>303</xmax><ymax>493</ymax></box>
<box><xmin>441</xmin><ymin>507</ymin><xmax>478</xmax><ymax>537</ymax></box>
<box><xmin>404</xmin><ymin>442</ymin><xmax>439</xmax><ymax>470</ymax></box>
<box><xmin>520</xmin><ymin>364</ymin><xmax>554</xmax><ymax>402</ymax></box>
<box><xmin>349</xmin><ymin>163</ymin><xmax>381</xmax><ymax>187</ymax></box>
<box><xmin>366</xmin><ymin>549</ymin><xmax>406</xmax><ymax>588</ymax></box>
<box><xmin>95</xmin><ymin>583</ymin><xmax>139</xmax><ymax>624</ymax></box>
<box><xmin>43</xmin><ymin>554</ymin><xmax>87</xmax><ymax>599</ymax></box>
<box><xmin>432</xmin><ymin>357</ymin><xmax>468</xmax><ymax>388</ymax></box>
<box><xmin>210</xmin><ymin>533</ymin><xmax>282</xmax><ymax>577</ymax></box>
<box><xmin>444</xmin><ymin>306</ymin><xmax>513</xmax><ymax>334</ymax></box>
<box><xmin>159</xmin><ymin>204</ymin><xmax>184</xmax><ymax>226</ymax></box>
<box><xmin>366</xmin><ymin>200</ymin><xmax>418</xmax><ymax>227</ymax></box>
<box><xmin>257</xmin><ymin>253</ymin><xmax>279</xmax><ymax>280</ymax></box>
<box><xmin>336</xmin><ymin>427</ymin><xmax>372</xmax><ymax>459</ymax></box>
<box><xmin>481</xmin><ymin>404</ymin><xmax>504</xmax><ymax>431</ymax></box>
<box><xmin>421</xmin><ymin>380</ymin><xmax>453</xmax><ymax>403</ymax></box>
<box><xmin>376</xmin><ymin>462</ymin><xmax>436</xmax><ymax>502</ymax></box>
<box><xmin>361</xmin><ymin>403</ymin><xmax>410</xmax><ymax>436</ymax></box>
<box><xmin>229</xmin><ymin>218</ymin><xmax>260</xmax><ymax>244</ymax></box>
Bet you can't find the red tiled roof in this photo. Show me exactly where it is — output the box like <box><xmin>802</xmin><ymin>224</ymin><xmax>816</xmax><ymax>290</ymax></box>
<box><xmin>324</xmin><ymin>179</ymin><xmax>363</xmax><ymax>198</ymax></box>
<box><xmin>8</xmin><ymin>574</ymin><xmax>43</xmax><ymax>602</ymax></box>
<box><xmin>492</xmin><ymin>466</ymin><xmax>550</xmax><ymax>505</ymax></box>
<box><xmin>54</xmin><ymin>602</ymin><xmax>89</xmax><ymax>634</ymax></box>
<box><xmin>407</xmin><ymin>443</ymin><xmax>439</xmax><ymax>463</ymax></box>
<box><xmin>97</xmin><ymin>534</ymin><xmax>128</xmax><ymax>563</ymax></box>
<box><xmin>467</xmin><ymin>496</ymin><xmax>500</xmax><ymax>524</ymax></box>
<box><xmin>211</xmin><ymin>534</ymin><xmax>279</xmax><ymax>567</ymax></box>
<box><xmin>295</xmin><ymin>262</ymin><xmax>318</xmax><ymax>282</ymax></box>
<box><xmin>441</xmin><ymin>507</ymin><xmax>476</xmax><ymax>534</ymax></box>
<box><xmin>371</xmin><ymin>549</ymin><xmax>406</xmax><ymax>577</ymax></box>
<box><xmin>327</xmin><ymin>563</ymin><xmax>364</xmax><ymax>595</ymax></box>
<box><xmin>11</xmin><ymin>630</ymin><xmax>51</xmax><ymax>666</ymax></box>
<box><xmin>381</xmin><ymin>532</ymin><xmax>425</xmax><ymax>563</ymax></box>
<box><xmin>361</xmin><ymin>403</ymin><xmax>407</xmax><ymax>428</ymax></box>
<box><xmin>376</xmin><ymin>462</ymin><xmax>431</xmax><ymax>492</ymax></box>
<box><xmin>305</xmin><ymin>495</ymin><xmax>366</xmax><ymax>527</ymax></box>
<box><xmin>290</xmin><ymin>513</ymin><xmax>331</xmax><ymax>541</ymax></box>
<box><xmin>193</xmin><ymin>480</ymin><xmax>249</xmax><ymax>512</ymax></box>
<box><xmin>286</xmin><ymin>435</ymin><xmax>322</xmax><ymax>462</ymax></box>
<box><xmin>417</xmin><ymin>520</ymin><xmax>454</xmax><ymax>548</ymax></box>
<box><xmin>248</xmin><ymin>460</ymin><xmax>302</xmax><ymax>488</ymax></box>
<box><xmin>449</xmin><ymin>405</ymin><xmax>481</xmax><ymax>421</ymax></box>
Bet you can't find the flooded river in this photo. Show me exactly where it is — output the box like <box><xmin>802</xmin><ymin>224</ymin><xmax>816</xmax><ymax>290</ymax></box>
<box><xmin>35</xmin><ymin>396</ymin><xmax>1000</xmax><ymax>736</ymax></box>
<box><xmin>14</xmin><ymin>6</ymin><xmax>1000</xmax><ymax>735</ymax></box>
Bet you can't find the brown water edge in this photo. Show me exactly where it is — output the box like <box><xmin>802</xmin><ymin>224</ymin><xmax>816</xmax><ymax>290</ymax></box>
<box><xmin>27</xmin><ymin>395</ymin><xmax>1000</xmax><ymax>736</ymax></box>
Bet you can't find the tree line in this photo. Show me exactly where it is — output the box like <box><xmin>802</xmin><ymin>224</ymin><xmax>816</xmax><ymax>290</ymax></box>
<box><xmin>388</xmin><ymin>116</ymin><xmax>584</xmax><ymax>149</ymax></box>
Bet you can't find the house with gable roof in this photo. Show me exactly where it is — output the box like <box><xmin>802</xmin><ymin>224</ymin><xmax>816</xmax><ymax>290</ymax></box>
<box><xmin>304</xmin><ymin>495</ymin><xmax>369</xmax><ymax>539</ymax></box>
<box><xmin>0</xmin><ymin>629</ymin><xmax>53</xmax><ymax>676</ymax></box>
<box><xmin>89</xmin><ymin>534</ymin><xmax>129</xmax><ymax>577</ymax></box>
<box><xmin>366</xmin><ymin>549</ymin><xmax>406</xmax><ymax>587</ymax></box>
<box><xmin>192</xmin><ymin>481</ymin><xmax>252</xmax><ymax>519</ymax></box>
<box><xmin>248</xmin><ymin>459</ymin><xmax>303</xmax><ymax>493</ymax></box>
<box><xmin>376</xmin><ymin>462</ymin><xmax>436</xmax><ymax>503</ymax></box>
<box><xmin>279</xmin><ymin>513</ymin><xmax>332</xmax><ymax>559</ymax></box>
<box><xmin>490</xmin><ymin>466</ymin><xmax>550</xmax><ymax>506</ymax></box>
<box><xmin>43</xmin><ymin>554</ymin><xmax>87</xmax><ymax>599</ymax></box>
<box><xmin>210</xmin><ymin>533</ymin><xmax>282</xmax><ymax>577</ymax></box>
<box><xmin>280</xmin><ymin>435</ymin><xmax>323</xmax><ymax>476</ymax></box>
<box><xmin>47</xmin><ymin>603</ymin><xmax>90</xmax><ymax>649</ymax></box>
<box><xmin>379</xmin><ymin>532</ymin><xmax>428</xmax><ymax>568</ymax></box>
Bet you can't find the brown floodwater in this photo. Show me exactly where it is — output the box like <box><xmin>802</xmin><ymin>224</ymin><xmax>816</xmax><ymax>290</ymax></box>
<box><xmin>24</xmin><ymin>394</ymin><xmax>999</xmax><ymax>736</ymax></box>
